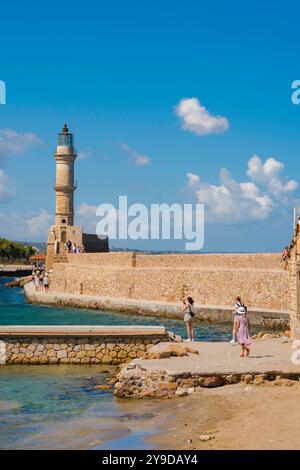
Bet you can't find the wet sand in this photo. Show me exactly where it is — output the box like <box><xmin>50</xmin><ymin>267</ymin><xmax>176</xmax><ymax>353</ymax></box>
<box><xmin>150</xmin><ymin>381</ymin><xmax>300</xmax><ymax>450</ymax></box>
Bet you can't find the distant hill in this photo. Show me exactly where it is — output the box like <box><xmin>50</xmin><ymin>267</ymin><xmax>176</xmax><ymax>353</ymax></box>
<box><xmin>15</xmin><ymin>242</ymin><xmax>275</xmax><ymax>255</ymax></box>
<box><xmin>17</xmin><ymin>241</ymin><xmax>47</xmax><ymax>253</ymax></box>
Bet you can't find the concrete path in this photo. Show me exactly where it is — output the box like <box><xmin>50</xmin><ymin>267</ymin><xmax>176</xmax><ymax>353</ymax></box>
<box><xmin>134</xmin><ymin>338</ymin><xmax>300</xmax><ymax>375</ymax></box>
<box><xmin>0</xmin><ymin>325</ymin><xmax>168</xmax><ymax>337</ymax></box>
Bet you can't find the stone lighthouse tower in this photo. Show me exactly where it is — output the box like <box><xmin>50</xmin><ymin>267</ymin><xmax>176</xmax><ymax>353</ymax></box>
<box><xmin>46</xmin><ymin>124</ymin><xmax>83</xmax><ymax>267</ymax></box>
<box><xmin>46</xmin><ymin>124</ymin><xmax>108</xmax><ymax>269</ymax></box>
<box><xmin>54</xmin><ymin>123</ymin><xmax>76</xmax><ymax>227</ymax></box>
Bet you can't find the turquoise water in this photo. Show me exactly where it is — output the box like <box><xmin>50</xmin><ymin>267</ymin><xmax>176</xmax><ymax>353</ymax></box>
<box><xmin>0</xmin><ymin>277</ymin><xmax>237</xmax><ymax>449</ymax></box>
<box><xmin>0</xmin><ymin>278</ymin><xmax>233</xmax><ymax>341</ymax></box>
<box><xmin>0</xmin><ymin>364</ymin><xmax>167</xmax><ymax>449</ymax></box>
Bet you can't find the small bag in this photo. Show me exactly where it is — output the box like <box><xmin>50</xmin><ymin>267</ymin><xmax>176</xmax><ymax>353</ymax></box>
<box><xmin>188</xmin><ymin>304</ymin><xmax>195</xmax><ymax>318</ymax></box>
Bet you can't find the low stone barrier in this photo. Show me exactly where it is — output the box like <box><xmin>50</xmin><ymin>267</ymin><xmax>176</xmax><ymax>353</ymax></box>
<box><xmin>114</xmin><ymin>363</ymin><xmax>300</xmax><ymax>399</ymax></box>
<box><xmin>261</xmin><ymin>317</ymin><xmax>290</xmax><ymax>330</ymax></box>
<box><xmin>0</xmin><ymin>326</ymin><xmax>170</xmax><ymax>365</ymax></box>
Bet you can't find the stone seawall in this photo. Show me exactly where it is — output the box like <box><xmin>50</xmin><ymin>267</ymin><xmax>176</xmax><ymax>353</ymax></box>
<box><xmin>24</xmin><ymin>283</ymin><xmax>290</xmax><ymax>327</ymax></box>
<box><xmin>48</xmin><ymin>252</ymin><xmax>289</xmax><ymax>311</ymax></box>
<box><xmin>0</xmin><ymin>326</ymin><xmax>169</xmax><ymax>365</ymax></box>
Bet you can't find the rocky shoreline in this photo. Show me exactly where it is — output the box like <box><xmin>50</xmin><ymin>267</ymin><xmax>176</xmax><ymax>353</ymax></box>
<box><xmin>1</xmin><ymin>275</ymin><xmax>32</xmax><ymax>287</ymax></box>
<box><xmin>113</xmin><ymin>363</ymin><xmax>300</xmax><ymax>399</ymax></box>
<box><xmin>112</xmin><ymin>336</ymin><xmax>300</xmax><ymax>399</ymax></box>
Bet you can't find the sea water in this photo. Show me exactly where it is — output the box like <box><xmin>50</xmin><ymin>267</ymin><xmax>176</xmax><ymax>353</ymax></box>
<box><xmin>0</xmin><ymin>277</ymin><xmax>235</xmax><ymax>449</ymax></box>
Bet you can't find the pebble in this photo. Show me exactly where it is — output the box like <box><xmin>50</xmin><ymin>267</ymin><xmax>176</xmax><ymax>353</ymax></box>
<box><xmin>199</xmin><ymin>435</ymin><xmax>215</xmax><ymax>441</ymax></box>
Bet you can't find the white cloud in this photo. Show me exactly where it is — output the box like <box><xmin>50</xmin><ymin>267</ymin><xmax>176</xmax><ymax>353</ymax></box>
<box><xmin>76</xmin><ymin>202</ymin><xmax>118</xmax><ymax>234</ymax></box>
<box><xmin>0</xmin><ymin>170</ymin><xmax>15</xmax><ymax>201</ymax></box>
<box><xmin>185</xmin><ymin>155</ymin><xmax>298</xmax><ymax>224</ymax></box>
<box><xmin>175</xmin><ymin>98</ymin><xmax>229</xmax><ymax>136</ymax></box>
<box><xmin>0</xmin><ymin>209</ymin><xmax>52</xmax><ymax>240</ymax></box>
<box><xmin>25</xmin><ymin>210</ymin><xmax>52</xmax><ymax>237</ymax></box>
<box><xmin>0</xmin><ymin>129</ymin><xmax>42</xmax><ymax>164</ymax></box>
<box><xmin>0</xmin><ymin>129</ymin><xmax>42</xmax><ymax>203</ymax></box>
<box><xmin>247</xmin><ymin>155</ymin><xmax>298</xmax><ymax>198</ymax></box>
<box><xmin>77</xmin><ymin>149</ymin><xmax>91</xmax><ymax>161</ymax></box>
<box><xmin>76</xmin><ymin>203</ymin><xmax>99</xmax><ymax>233</ymax></box>
<box><xmin>118</xmin><ymin>143</ymin><xmax>151</xmax><ymax>167</ymax></box>
<box><xmin>76</xmin><ymin>202</ymin><xmax>98</xmax><ymax>218</ymax></box>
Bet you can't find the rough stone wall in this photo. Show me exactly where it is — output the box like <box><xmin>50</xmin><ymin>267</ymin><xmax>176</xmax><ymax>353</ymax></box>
<box><xmin>135</xmin><ymin>253</ymin><xmax>281</xmax><ymax>270</ymax></box>
<box><xmin>64</xmin><ymin>252</ymin><xmax>281</xmax><ymax>270</ymax></box>
<box><xmin>49</xmin><ymin>252</ymin><xmax>288</xmax><ymax>311</ymax></box>
<box><xmin>114</xmin><ymin>363</ymin><xmax>300</xmax><ymax>399</ymax></box>
<box><xmin>64</xmin><ymin>253</ymin><xmax>135</xmax><ymax>267</ymax></box>
<box><xmin>2</xmin><ymin>336</ymin><xmax>163</xmax><ymax>365</ymax></box>
<box><xmin>288</xmin><ymin>231</ymin><xmax>300</xmax><ymax>339</ymax></box>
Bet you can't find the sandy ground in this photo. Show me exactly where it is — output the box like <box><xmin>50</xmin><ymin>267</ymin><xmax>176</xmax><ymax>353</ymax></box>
<box><xmin>149</xmin><ymin>380</ymin><xmax>300</xmax><ymax>450</ymax></box>
<box><xmin>137</xmin><ymin>338</ymin><xmax>299</xmax><ymax>375</ymax></box>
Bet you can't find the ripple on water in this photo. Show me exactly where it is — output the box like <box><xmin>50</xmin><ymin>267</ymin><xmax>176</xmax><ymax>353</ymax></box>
<box><xmin>0</xmin><ymin>401</ymin><xmax>22</xmax><ymax>412</ymax></box>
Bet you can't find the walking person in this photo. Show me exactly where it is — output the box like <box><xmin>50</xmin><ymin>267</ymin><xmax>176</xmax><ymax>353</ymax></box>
<box><xmin>34</xmin><ymin>274</ymin><xmax>39</xmax><ymax>291</ymax></box>
<box><xmin>43</xmin><ymin>271</ymin><xmax>49</xmax><ymax>292</ymax></box>
<box><xmin>234</xmin><ymin>306</ymin><xmax>251</xmax><ymax>357</ymax></box>
<box><xmin>66</xmin><ymin>239</ymin><xmax>72</xmax><ymax>253</ymax></box>
<box><xmin>183</xmin><ymin>296</ymin><xmax>196</xmax><ymax>342</ymax></box>
<box><xmin>230</xmin><ymin>296</ymin><xmax>247</xmax><ymax>344</ymax></box>
<box><xmin>281</xmin><ymin>246</ymin><xmax>290</xmax><ymax>271</ymax></box>
<box><xmin>39</xmin><ymin>273</ymin><xmax>44</xmax><ymax>292</ymax></box>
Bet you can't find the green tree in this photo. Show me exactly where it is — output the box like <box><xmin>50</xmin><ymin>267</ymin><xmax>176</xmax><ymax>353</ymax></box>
<box><xmin>0</xmin><ymin>238</ymin><xmax>37</xmax><ymax>262</ymax></box>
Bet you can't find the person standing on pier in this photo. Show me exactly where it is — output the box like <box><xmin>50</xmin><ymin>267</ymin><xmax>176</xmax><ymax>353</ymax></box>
<box><xmin>43</xmin><ymin>271</ymin><xmax>49</xmax><ymax>292</ymax></box>
<box><xmin>234</xmin><ymin>306</ymin><xmax>251</xmax><ymax>357</ymax></box>
<box><xmin>183</xmin><ymin>296</ymin><xmax>196</xmax><ymax>342</ymax></box>
<box><xmin>230</xmin><ymin>296</ymin><xmax>247</xmax><ymax>344</ymax></box>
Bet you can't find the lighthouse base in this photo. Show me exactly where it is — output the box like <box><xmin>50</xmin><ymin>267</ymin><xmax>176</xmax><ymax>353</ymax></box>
<box><xmin>46</xmin><ymin>225</ymin><xmax>108</xmax><ymax>270</ymax></box>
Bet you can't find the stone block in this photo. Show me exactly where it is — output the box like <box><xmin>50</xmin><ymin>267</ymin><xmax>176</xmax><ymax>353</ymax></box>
<box><xmin>101</xmin><ymin>356</ymin><xmax>112</xmax><ymax>364</ymax></box>
<box><xmin>80</xmin><ymin>357</ymin><xmax>91</xmax><ymax>364</ymax></box>
<box><xmin>57</xmin><ymin>350</ymin><xmax>67</xmax><ymax>359</ymax></box>
<box><xmin>60</xmin><ymin>358</ymin><xmax>70</xmax><ymax>364</ymax></box>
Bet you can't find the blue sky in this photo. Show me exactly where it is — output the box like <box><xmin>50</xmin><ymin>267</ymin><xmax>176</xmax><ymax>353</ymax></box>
<box><xmin>1</xmin><ymin>0</ymin><xmax>300</xmax><ymax>251</ymax></box>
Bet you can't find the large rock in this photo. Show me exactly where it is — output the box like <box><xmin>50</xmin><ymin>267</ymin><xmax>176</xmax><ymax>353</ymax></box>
<box><xmin>200</xmin><ymin>376</ymin><xmax>224</xmax><ymax>388</ymax></box>
<box><xmin>146</xmin><ymin>342</ymin><xmax>199</xmax><ymax>359</ymax></box>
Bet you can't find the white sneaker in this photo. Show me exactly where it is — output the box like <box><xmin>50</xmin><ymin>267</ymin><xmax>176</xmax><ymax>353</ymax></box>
<box><xmin>185</xmin><ymin>339</ymin><xmax>191</xmax><ymax>342</ymax></box>
<box><xmin>229</xmin><ymin>339</ymin><xmax>236</xmax><ymax>344</ymax></box>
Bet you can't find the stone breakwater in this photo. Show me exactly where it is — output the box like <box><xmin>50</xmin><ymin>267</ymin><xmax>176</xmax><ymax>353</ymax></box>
<box><xmin>0</xmin><ymin>326</ymin><xmax>171</xmax><ymax>365</ymax></box>
<box><xmin>24</xmin><ymin>282</ymin><xmax>290</xmax><ymax>328</ymax></box>
<box><xmin>48</xmin><ymin>252</ymin><xmax>289</xmax><ymax>312</ymax></box>
<box><xmin>114</xmin><ymin>363</ymin><xmax>300</xmax><ymax>399</ymax></box>
<box><xmin>2</xmin><ymin>337</ymin><xmax>163</xmax><ymax>365</ymax></box>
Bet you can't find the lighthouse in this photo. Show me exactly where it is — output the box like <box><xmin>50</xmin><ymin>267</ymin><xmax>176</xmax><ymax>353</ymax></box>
<box><xmin>54</xmin><ymin>123</ymin><xmax>77</xmax><ymax>227</ymax></box>
<box><xmin>46</xmin><ymin>124</ymin><xmax>108</xmax><ymax>269</ymax></box>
